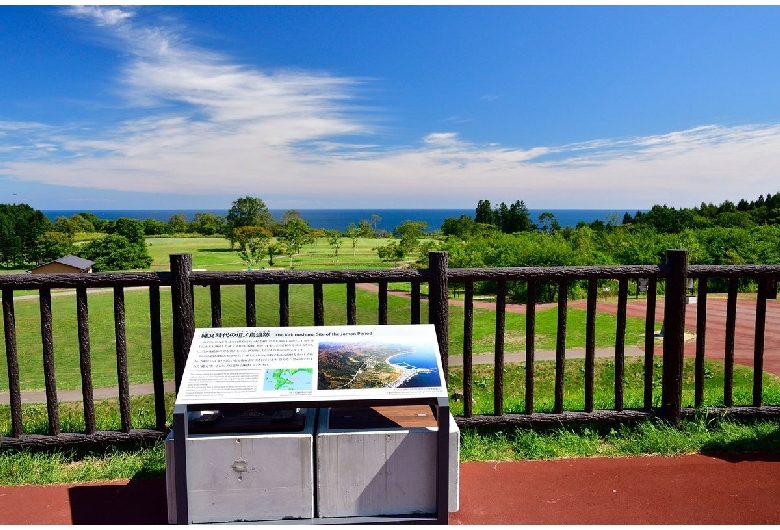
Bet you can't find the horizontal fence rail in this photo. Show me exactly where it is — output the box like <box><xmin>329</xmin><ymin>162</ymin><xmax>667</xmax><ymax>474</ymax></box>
<box><xmin>1</xmin><ymin>251</ymin><xmax>779</xmax><ymax>449</ymax></box>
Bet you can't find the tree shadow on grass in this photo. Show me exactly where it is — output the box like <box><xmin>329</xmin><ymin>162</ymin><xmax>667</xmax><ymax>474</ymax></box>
<box><xmin>198</xmin><ymin>247</ymin><xmax>234</xmax><ymax>253</ymax></box>
<box><xmin>701</xmin><ymin>423</ymin><xmax>780</xmax><ymax>462</ymax></box>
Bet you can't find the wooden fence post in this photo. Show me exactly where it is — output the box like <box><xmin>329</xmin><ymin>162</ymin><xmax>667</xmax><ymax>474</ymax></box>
<box><xmin>428</xmin><ymin>251</ymin><xmax>449</xmax><ymax>381</ymax></box>
<box><xmin>2</xmin><ymin>288</ymin><xmax>22</xmax><ymax>437</ymax></box>
<box><xmin>662</xmin><ymin>249</ymin><xmax>688</xmax><ymax>425</ymax></box>
<box><xmin>171</xmin><ymin>253</ymin><xmax>195</xmax><ymax>392</ymax></box>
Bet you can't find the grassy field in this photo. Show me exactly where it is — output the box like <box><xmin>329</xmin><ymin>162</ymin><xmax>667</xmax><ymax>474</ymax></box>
<box><xmin>146</xmin><ymin>236</ymin><xmax>404</xmax><ymax>271</ymax></box>
<box><xmin>0</xmin><ymin>280</ymin><xmax>651</xmax><ymax>392</ymax></box>
<box><xmin>3</xmin><ymin>357</ymin><xmax>777</xmax><ymax>437</ymax></box>
<box><xmin>0</xmin><ymin>392</ymin><xmax>171</xmax><ymax>485</ymax></box>
<box><xmin>0</xmin><ymin>234</ymin><xmax>652</xmax><ymax>392</ymax></box>
<box><xmin>459</xmin><ymin>415</ymin><xmax>780</xmax><ymax>461</ymax></box>
<box><xmin>448</xmin><ymin>357</ymin><xmax>780</xmax><ymax>415</ymax></box>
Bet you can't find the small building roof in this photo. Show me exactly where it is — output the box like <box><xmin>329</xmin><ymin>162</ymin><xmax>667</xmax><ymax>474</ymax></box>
<box><xmin>31</xmin><ymin>255</ymin><xmax>94</xmax><ymax>272</ymax></box>
<box><xmin>54</xmin><ymin>255</ymin><xmax>94</xmax><ymax>269</ymax></box>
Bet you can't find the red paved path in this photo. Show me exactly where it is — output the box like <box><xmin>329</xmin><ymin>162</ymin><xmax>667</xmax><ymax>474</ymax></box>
<box><xmin>572</xmin><ymin>297</ymin><xmax>780</xmax><ymax>376</ymax></box>
<box><xmin>2</xmin><ymin>452</ymin><xmax>779</xmax><ymax>524</ymax></box>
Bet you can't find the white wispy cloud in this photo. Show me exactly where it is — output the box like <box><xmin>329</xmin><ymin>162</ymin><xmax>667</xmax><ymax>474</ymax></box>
<box><xmin>68</xmin><ymin>5</ymin><xmax>135</xmax><ymax>26</ymax></box>
<box><xmin>2</xmin><ymin>7</ymin><xmax>780</xmax><ymax>209</ymax></box>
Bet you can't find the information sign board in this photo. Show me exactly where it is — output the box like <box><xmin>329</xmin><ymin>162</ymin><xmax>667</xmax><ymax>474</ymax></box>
<box><xmin>176</xmin><ymin>324</ymin><xmax>447</xmax><ymax>405</ymax></box>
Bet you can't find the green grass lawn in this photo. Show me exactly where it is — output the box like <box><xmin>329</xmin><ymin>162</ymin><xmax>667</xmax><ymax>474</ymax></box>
<box><xmin>2</xmin><ymin>412</ymin><xmax>778</xmax><ymax>484</ymax></box>
<box><xmin>447</xmin><ymin>357</ymin><xmax>780</xmax><ymax>416</ymax></box>
<box><xmin>0</xmin><ymin>393</ymin><xmax>172</xmax><ymax>485</ymax></box>
<box><xmin>459</xmin><ymin>415</ymin><xmax>780</xmax><ymax>461</ymax></box>
<box><xmin>0</xmin><ymin>281</ymin><xmax>650</xmax><ymax>392</ymax></box>
<box><xmin>146</xmin><ymin>236</ymin><xmax>405</xmax><ymax>271</ymax></box>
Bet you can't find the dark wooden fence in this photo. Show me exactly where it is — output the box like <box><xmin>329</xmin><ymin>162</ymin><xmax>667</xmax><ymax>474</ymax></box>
<box><xmin>1</xmin><ymin>250</ymin><xmax>779</xmax><ymax>448</ymax></box>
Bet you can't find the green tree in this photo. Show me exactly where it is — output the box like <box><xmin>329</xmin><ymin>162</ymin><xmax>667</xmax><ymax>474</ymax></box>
<box><xmin>475</xmin><ymin>199</ymin><xmax>493</xmax><ymax>225</ymax></box>
<box><xmin>77</xmin><ymin>212</ymin><xmax>108</xmax><ymax>232</ymax></box>
<box><xmin>81</xmin><ymin>234</ymin><xmax>153</xmax><ymax>271</ymax></box>
<box><xmin>112</xmin><ymin>217</ymin><xmax>146</xmax><ymax>245</ymax></box>
<box><xmin>537</xmin><ymin>212</ymin><xmax>561</xmax><ymax>234</ymax></box>
<box><xmin>369</xmin><ymin>214</ymin><xmax>382</xmax><ymax>233</ymax></box>
<box><xmin>280</xmin><ymin>210</ymin><xmax>302</xmax><ymax>224</ymax></box>
<box><xmin>225</xmin><ymin>196</ymin><xmax>274</xmax><ymax>248</ymax></box>
<box><xmin>325</xmin><ymin>229</ymin><xmax>344</xmax><ymax>260</ymax></box>
<box><xmin>278</xmin><ymin>217</ymin><xmax>311</xmax><ymax>267</ymax></box>
<box><xmin>357</xmin><ymin>219</ymin><xmax>375</xmax><ymax>238</ymax></box>
<box><xmin>393</xmin><ymin>220</ymin><xmax>427</xmax><ymax>254</ymax></box>
<box><xmin>168</xmin><ymin>213</ymin><xmax>189</xmax><ymax>234</ymax></box>
<box><xmin>441</xmin><ymin>214</ymin><xmax>480</xmax><ymax>239</ymax></box>
<box><xmin>32</xmin><ymin>232</ymin><xmax>76</xmax><ymax>263</ymax></box>
<box><xmin>53</xmin><ymin>216</ymin><xmax>78</xmax><ymax>236</ymax></box>
<box><xmin>0</xmin><ymin>203</ymin><xmax>51</xmax><ymax>267</ymax></box>
<box><xmin>715</xmin><ymin>211</ymin><xmax>754</xmax><ymax>229</ymax></box>
<box><xmin>53</xmin><ymin>214</ymin><xmax>94</xmax><ymax>235</ymax></box>
<box><xmin>505</xmin><ymin>200</ymin><xmax>534</xmax><ymax>233</ymax></box>
<box><xmin>345</xmin><ymin>223</ymin><xmax>362</xmax><ymax>256</ymax></box>
<box><xmin>630</xmin><ymin>205</ymin><xmax>695</xmax><ymax>234</ymax></box>
<box><xmin>235</xmin><ymin>227</ymin><xmax>271</xmax><ymax>269</ymax></box>
<box><xmin>0</xmin><ymin>214</ymin><xmax>20</xmax><ymax>267</ymax></box>
<box><xmin>232</xmin><ymin>226</ymin><xmax>271</xmax><ymax>250</ymax></box>
<box><xmin>375</xmin><ymin>241</ymin><xmax>405</xmax><ymax>262</ymax></box>
<box><xmin>267</xmin><ymin>241</ymin><xmax>285</xmax><ymax>267</ymax></box>
<box><xmin>143</xmin><ymin>219</ymin><xmax>171</xmax><ymax>236</ymax></box>
<box><xmin>190</xmin><ymin>212</ymin><xmax>225</xmax><ymax>235</ymax></box>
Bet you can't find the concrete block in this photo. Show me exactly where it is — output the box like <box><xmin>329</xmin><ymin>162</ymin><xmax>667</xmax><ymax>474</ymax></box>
<box><xmin>316</xmin><ymin>406</ymin><xmax>459</xmax><ymax>518</ymax></box>
<box><xmin>166</xmin><ymin>408</ymin><xmax>315</xmax><ymax>523</ymax></box>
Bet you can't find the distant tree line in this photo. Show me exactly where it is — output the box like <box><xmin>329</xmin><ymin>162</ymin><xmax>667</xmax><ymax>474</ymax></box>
<box><xmin>0</xmin><ymin>205</ymin><xmax>153</xmax><ymax>271</ymax></box>
<box><xmin>435</xmin><ymin>193</ymin><xmax>780</xmax><ymax>302</ymax></box>
<box><xmin>4</xmin><ymin>190</ymin><xmax>779</xmax><ymax>275</ymax></box>
<box><xmin>440</xmin><ymin>192</ymin><xmax>780</xmax><ymax>241</ymax></box>
<box><xmin>0</xmin><ymin>204</ymin><xmax>51</xmax><ymax>267</ymax></box>
<box><xmin>622</xmin><ymin>193</ymin><xmax>780</xmax><ymax>233</ymax></box>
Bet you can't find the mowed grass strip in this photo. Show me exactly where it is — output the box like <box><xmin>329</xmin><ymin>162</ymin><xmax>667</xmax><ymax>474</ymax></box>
<box><xmin>459</xmin><ymin>415</ymin><xmax>780</xmax><ymax>461</ymax></box>
<box><xmin>447</xmin><ymin>357</ymin><xmax>780</xmax><ymax>416</ymax></box>
<box><xmin>4</xmin><ymin>357</ymin><xmax>776</xmax><ymax>436</ymax></box>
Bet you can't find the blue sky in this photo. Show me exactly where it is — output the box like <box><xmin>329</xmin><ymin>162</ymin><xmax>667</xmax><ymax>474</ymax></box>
<box><xmin>2</xmin><ymin>5</ymin><xmax>780</xmax><ymax>211</ymax></box>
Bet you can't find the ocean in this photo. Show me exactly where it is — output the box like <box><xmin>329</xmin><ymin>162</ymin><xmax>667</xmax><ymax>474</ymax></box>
<box><xmin>388</xmin><ymin>349</ymin><xmax>443</xmax><ymax>389</ymax></box>
<box><xmin>41</xmin><ymin>208</ymin><xmax>637</xmax><ymax>232</ymax></box>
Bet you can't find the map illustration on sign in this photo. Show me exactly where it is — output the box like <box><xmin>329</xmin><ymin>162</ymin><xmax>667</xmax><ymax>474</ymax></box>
<box><xmin>263</xmin><ymin>368</ymin><xmax>314</xmax><ymax>391</ymax></box>
<box><xmin>318</xmin><ymin>339</ymin><xmax>441</xmax><ymax>390</ymax></box>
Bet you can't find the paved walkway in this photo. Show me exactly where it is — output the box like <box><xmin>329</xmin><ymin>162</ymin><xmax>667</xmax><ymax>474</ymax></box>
<box><xmin>1</xmin><ymin>452</ymin><xmax>779</xmax><ymax>524</ymax></box>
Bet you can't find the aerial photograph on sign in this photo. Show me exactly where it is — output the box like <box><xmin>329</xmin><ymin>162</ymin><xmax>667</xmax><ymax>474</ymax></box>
<box><xmin>317</xmin><ymin>339</ymin><xmax>442</xmax><ymax>390</ymax></box>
